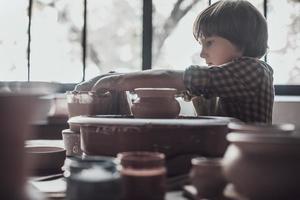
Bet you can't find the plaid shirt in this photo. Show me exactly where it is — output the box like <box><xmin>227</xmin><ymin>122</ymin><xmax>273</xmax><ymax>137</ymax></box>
<box><xmin>184</xmin><ymin>57</ymin><xmax>274</xmax><ymax>123</ymax></box>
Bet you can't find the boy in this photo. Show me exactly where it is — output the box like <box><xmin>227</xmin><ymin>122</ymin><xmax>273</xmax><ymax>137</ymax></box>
<box><xmin>75</xmin><ymin>0</ymin><xmax>274</xmax><ymax>123</ymax></box>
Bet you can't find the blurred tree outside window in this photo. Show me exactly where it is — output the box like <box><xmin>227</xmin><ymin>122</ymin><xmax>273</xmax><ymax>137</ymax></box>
<box><xmin>30</xmin><ymin>0</ymin><xmax>83</xmax><ymax>83</ymax></box>
<box><xmin>0</xmin><ymin>0</ymin><xmax>28</xmax><ymax>81</ymax></box>
<box><xmin>85</xmin><ymin>0</ymin><xmax>142</xmax><ymax>80</ymax></box>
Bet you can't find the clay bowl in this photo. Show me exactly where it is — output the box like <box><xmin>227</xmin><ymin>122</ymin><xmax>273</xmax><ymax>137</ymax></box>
<box><xmin>25</xmin><ymin>146</ymin><xmax>66</xmax><ymax>176</ymax></box>
<box><xmin>228</xmin><ymin>122</ymin><xmax>295</xmax><ymax>134</ymax></box>
<box><xmin>68</xmin><ymin>115</ymin><xmax>235</xmax><ymax>176</ymax></box>
<box><xmin>222</xmin><ymin>132</ymin><xmax>300</xmax><ymax>199</ymax></box>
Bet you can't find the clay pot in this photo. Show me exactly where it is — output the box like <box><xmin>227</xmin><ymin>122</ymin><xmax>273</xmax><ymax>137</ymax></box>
<box><xmin>62</xmin><ymin>129</ymin><xmax>82</xmax><ymax>156</ymax></box>
<box><xmin>189</xmin><ymin>157</ymin><xmax>227</xmax><ymax>199</ymax></box>
<box><xmin>68</xmin><ymin>115</ymin><xmax>234</xmax><ymax>176</ymax></box>
<box><xmin>228</xmin><ymin>122</ymin><xmax>295</xmax><ymax>134</ymax></box>
<box><xmin>222</xmin><ymin>132</ymin><xmax>300</xmax><ymax>199</ymax></box>
<box><xmin>131</xmin><ymin>88</ymin><xmax>180</xmax><ymax>118</ymax></box>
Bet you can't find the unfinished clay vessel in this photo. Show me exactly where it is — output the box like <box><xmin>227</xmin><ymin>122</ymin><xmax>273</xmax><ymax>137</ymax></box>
<box><xmin>66</xmin><ymin>91</ymin><xmax>112</xmax><ymax>117</ymax></box>
<box><xmin>66</xmin><ymin>91</ymin><xmax>113</xmax><ymax>131</ymax></box>
<box><xmin>131</xmin><ymin>88</ymin><xmax>180</xmax><ymax>118</ymax></box>
<box><xmin>223</xmin><ymin>132</ymin><xmax>300</xmax><ymax>199</ymax></box>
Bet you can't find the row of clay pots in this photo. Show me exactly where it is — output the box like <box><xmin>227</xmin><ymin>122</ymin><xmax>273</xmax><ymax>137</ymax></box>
<box><xmin>189</xmin><ymin>122</ymin><xmax>299</xmax><ymax>200</ymax></box>
<box><xmin>66</xmin><ymin>88</ymin><xmax>181</xmax><ymax>120</ymax></box>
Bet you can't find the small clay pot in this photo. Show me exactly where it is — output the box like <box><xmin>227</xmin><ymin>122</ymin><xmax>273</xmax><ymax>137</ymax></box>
<box><xmin>189</xmin><ymin>157</ymin><xmax>227</xmax><ymax>199</ymax></box>
<box><xmin>131</xmin><ymin>88</ymin><xmax>180</xmax><ymax>118</ymax></box>
<box><xmin>62</xmin><ymin>129</ymin><xmax>82</xmax><ymax>157</ymax></box>
<box><xmin>223</xmin><ymin>132</ymin><xmax>300</xmax><ymax>199</ymax></box>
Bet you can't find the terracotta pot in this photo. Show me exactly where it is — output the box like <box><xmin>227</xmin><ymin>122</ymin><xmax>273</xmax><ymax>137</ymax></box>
<box><xmin>131</xmin><ymin>88</ymin><xmax>180</xmax><ymax>118</ymax></box>
<box><xmin>62</xmin><ymin>129</ymin><xmax>82</xmax><ymax>156</ymax></box>
<box><xmin>189</xmin><ymin>157</ymin><xmax>227</xmax><ymax>199</ymax></box>
<box><xmin>222</xmin><ymin>132</ymin><xmax>300</xmax><ymax>199</ymax></box>
<box><xmin>68</xmin><ymin>115</ymin><xmax>234</xmax><ymax>176</ymax></box>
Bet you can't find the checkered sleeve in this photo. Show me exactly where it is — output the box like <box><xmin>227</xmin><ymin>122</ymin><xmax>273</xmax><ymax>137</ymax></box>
<box><xmin>184</xmin><ymin>57</ymin><xmax>264</xmax><ymax>98</ymax></box>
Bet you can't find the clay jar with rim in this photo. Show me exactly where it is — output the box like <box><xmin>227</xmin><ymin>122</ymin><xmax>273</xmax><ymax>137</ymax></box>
<box><xmin>189</xmin><ymin>157</ymin><xmax>227</xmax><ymax>199</ymax></box>
<box><xmin>131</xmin><ymin>88</ymin><xmax>180</xmax><ymax>118</ymax></box>
<box><xmin>222</xmin><ymin>132</ymin><xmax>300</xmax><ymax>200</ymax></box>
<box><xmin>227</xmin><ymin>122</ymin><xmax>295</xmax><ymax>134</ymax></box>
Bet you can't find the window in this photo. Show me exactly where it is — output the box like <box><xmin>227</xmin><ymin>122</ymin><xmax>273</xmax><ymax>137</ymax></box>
<box><xmin>0</xmin><ymin>0</ymin><xmax>299</xmax><ymax>94</ymax></box>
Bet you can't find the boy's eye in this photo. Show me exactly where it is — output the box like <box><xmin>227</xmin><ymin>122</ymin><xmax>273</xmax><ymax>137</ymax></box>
<box><xmin>205</xmin><ymin>40</ymin><xmax>213</xmax><ymax>47</ymax></box>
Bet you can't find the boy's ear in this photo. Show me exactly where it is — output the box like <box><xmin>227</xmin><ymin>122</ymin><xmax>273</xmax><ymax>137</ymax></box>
<box><xmin>237</xmin><ymin>46</ymin><xmax>245</xmax><ymax>56</ymax></box>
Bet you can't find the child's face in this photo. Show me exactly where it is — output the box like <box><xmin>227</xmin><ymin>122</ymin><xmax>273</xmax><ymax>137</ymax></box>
<box><xmin>198</xmin><ymin>35</ymin><xmax>243</xmax><ymax>66</ymax></box>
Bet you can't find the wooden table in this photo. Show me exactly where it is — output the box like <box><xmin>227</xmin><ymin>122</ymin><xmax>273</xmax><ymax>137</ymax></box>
<box><xmin>28</xmin><ymin>177</ymin><xmax>189</xmax><ymax>200</ymax></box>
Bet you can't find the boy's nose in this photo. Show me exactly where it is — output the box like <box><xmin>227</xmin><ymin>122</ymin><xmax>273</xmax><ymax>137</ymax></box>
<box><xmin>200</xmin><ymin>49</ymin><xmax>206</xmax><ymax>58</ymax></box>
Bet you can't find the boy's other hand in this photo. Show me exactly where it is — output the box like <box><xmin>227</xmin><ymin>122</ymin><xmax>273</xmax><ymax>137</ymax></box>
<box><xmin>91</xmin><ymin>73</ymin><xmax>125</xmax><ymax>94</ymax></box>
<box><xmin>74</xmin><ymin>71</ymin><xmax>121</xmax><ymax>92</ymax></box>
